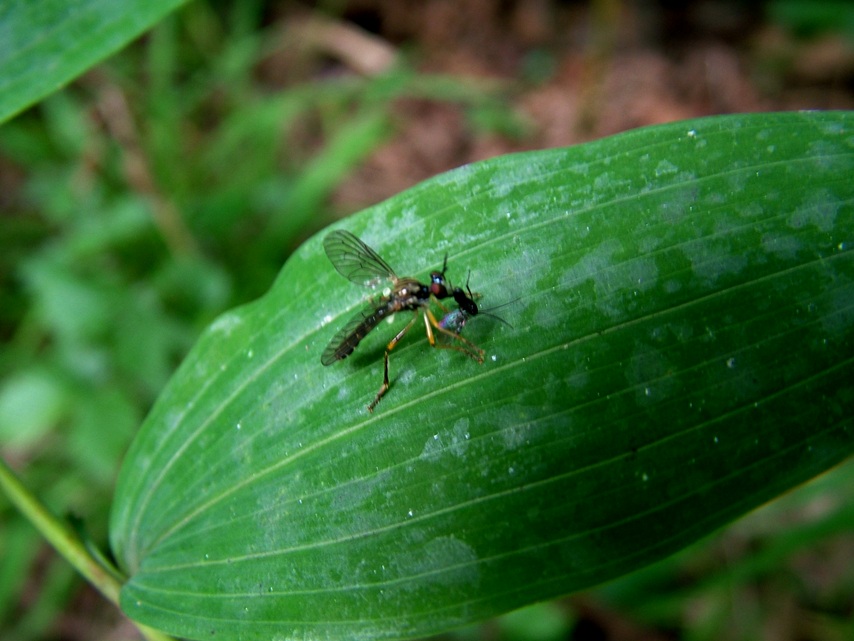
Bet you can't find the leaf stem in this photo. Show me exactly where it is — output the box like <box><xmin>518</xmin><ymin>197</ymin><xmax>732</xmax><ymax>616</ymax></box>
<box><xmin>0</xmin><ymin>456</ymin><xmax>176</xmax><ymax>641</ymax></box>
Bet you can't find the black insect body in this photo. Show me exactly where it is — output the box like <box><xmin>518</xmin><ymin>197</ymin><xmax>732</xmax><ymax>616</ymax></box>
<box><xmin>321</xmin><ymin>230</ymin><xmax>482</xmax><ymax>411</ymax></box>
<box><xmin>439</xmin><ymin>275</ymin><xmax>514</xmax><ymax>336</ymax></box>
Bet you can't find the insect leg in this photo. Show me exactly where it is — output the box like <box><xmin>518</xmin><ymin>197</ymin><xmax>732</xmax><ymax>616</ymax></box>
<box><xmin>367</xmin><ymin>351</ymin><xmax>390</xmax><ymax>413</ymax></box>
<box><xmin>424</xmin><ymin>308</ymin><xmax>485</xmax><ymax>363</ymax></box>
<box><xmin>433</xmin><ymin>298</ymin><xmax>450</xmax><ymax>314</ymax></box>
<box><xmin>367</xmin><ymin>312</ymin><xmax>419</xmax><ymax>413</ymax></box>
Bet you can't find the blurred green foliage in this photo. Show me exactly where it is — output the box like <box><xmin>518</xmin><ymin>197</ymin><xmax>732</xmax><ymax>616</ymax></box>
<box><xmin>0</xmin><ymin>3</ymin><xmax>513</xmax><ymax>637</ymax></box>
<box><xmin>1</xmin><ymin>1</ymin><xmax>852</xmax><ymax>640</ymax></box>
<box><xmin>768</xmin><ymin>0</ymin><xmax>854</xmax><ymax>38</ymax></box>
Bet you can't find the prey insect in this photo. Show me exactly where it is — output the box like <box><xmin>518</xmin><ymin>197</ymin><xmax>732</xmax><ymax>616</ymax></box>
<box><xmin>321</xmin><ymin>230</ymin><xmax>483</xmax><ymax>412</ymax></box>
<box><xmin>439</xmin><ymin>275</ymin><xmax>515</xmax><ymax>336</ymax></box>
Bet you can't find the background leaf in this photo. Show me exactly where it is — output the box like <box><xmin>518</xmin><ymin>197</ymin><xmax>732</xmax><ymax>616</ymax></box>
<box><xmin>0</xmin><ymin>0</ymin><xmax>187</xmax><ymax>123</ymax></box>
<box><xmin>110</xmin><ymin>111</ymin><xmax>854</xmax><ymax>640</ymax></box>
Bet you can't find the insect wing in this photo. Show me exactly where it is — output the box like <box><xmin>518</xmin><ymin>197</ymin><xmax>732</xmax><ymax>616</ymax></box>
<box><xmin>323</xmin><ymin>230</ymin><xmax>397</xmax><ymax>289</ymax></box>
<box><xmin>321</xmin><ymin>299</ymin><xmax>390</xmax><ymax>365</ymax></box>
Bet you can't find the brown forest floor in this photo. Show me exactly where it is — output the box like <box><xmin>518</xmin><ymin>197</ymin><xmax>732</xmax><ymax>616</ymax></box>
<box><xmin>39</xmin><ymin>1</ymin><xmax>854</xmax><ymax>639</ymax></box>
<box><xmin>311</xmin><ymin>0</ymin><xmax>854</xmax><ymax>211</ymax></box>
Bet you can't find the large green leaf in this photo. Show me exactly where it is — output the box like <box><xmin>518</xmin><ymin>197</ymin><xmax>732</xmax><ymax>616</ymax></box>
<box><xmin>110</xmin><ymin>112</ymin><xmax>854</xmax><ymax>640</ymax></box>
<box><xmin>0</xmin><ymin>0</ymin><xmax>187</xmax><ymax>124</ymax></box>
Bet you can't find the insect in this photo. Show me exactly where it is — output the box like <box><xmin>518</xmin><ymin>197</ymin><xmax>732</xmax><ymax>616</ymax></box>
<box><xmin>321</xmin><ymin>230</ymin><xmax>483</xmax><ymax>412</ymax></box>
<box><xmin>439</xmin><ymin>275</ymin><xmax>515</xmax><ymax>336</ymax></box>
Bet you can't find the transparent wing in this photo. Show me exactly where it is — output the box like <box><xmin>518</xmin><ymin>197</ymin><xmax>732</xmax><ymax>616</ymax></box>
<box><xmin>323</xmin><ymin>230</ymin><xmax>397</xmax><ymax>288</ymax></box>
<box><xmin>321</xmin><ymin>300</ymin><xmax>389</xmax><ymax>365</ymax></box>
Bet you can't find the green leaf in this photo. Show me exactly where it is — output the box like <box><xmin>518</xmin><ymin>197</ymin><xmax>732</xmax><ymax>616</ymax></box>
<box><xmin>110</xmin><ymin>112</ymin><xmax>854</xmax><ymax>640</ymax></box>
<box><xmin>0</xmin><ymin>0</ymin><xmax>188</xmax><ymax>124</ymax></box>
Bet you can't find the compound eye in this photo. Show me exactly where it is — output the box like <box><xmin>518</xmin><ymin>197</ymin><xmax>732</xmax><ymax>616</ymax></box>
<box><xmin>429</xmin><ymin>272</ymin><xmax>448</xmax><ymax>297</ymax></box>
<box><xmin>430</xmin><ymin>282</ymin><xmax>448</xmax><ymax>297</ymax></box>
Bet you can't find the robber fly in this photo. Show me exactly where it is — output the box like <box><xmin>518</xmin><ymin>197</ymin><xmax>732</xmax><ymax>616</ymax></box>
<box><xmin>321</xmin><ymin>230</ymin><xmax>482</xmax><ymax>412</ymax></box>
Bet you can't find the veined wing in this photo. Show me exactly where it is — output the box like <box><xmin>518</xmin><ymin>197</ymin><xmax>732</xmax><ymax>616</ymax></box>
<box><xmin>321</xmin><ymin>299</ymin><xmax>397</xmax><ymax>365</ymax></box>
<box><xmin>323</xmin><ymin>230</ymin><xmax>397</xmax><ymax>289</ymax></box>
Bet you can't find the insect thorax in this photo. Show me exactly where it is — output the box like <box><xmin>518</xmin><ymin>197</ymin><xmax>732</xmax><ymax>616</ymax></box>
<box><xmin>392</xmin><ymin>277</ymin><xmax>431</xmax><ymax>303</ymax></box>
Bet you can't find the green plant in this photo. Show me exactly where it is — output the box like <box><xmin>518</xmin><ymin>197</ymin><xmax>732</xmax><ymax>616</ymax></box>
<box><xmin>0</xmin><ymin>2</ymin><xmax>522</xmax><ymax>639</ymax></box>
<box><xmin>106</xmin><ymin>110</ymin><xmax>854</xmax><ymax>640</ymax></box>
<box><xmin>1</xmin><ymin>3</ymin><xmax>853</xmax><ymax>641</ymax></box>
<box><xmin>768</xmin><ymin>0</ymin><xmax>854</xmax><ymax>38</ymax></box>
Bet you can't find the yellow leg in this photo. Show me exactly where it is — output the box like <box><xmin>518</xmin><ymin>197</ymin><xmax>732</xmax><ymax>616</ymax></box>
<box><xmin>367</xmin><ymin>312</ymin><xmax>419</xmax><ymax>412</ymax></box>
<box><xmin>424</xmin><ymin>308</ymin><xmax>485</xmax><ymax>363</ymax></box>
<box><xmin>367</xmin><ymin>351</ymin><xmax>390</xmax><ymax>413</ymax></box>
<box><xmin>366</xmin><ymin>305</ymin><xmax>485</xmax><ymax>413</ymax></box>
